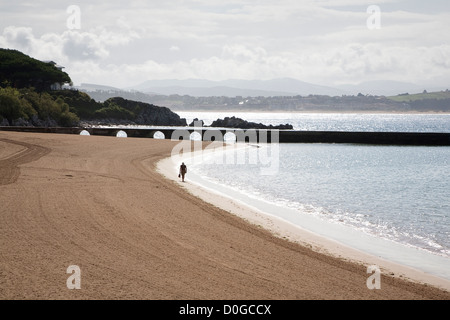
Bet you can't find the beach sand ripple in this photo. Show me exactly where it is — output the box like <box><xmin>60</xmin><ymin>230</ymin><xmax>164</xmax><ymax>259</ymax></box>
<box><xmin>0</xmin><ymin>131</ymin><xmax>449</xmax><ymax>300</ymax></box>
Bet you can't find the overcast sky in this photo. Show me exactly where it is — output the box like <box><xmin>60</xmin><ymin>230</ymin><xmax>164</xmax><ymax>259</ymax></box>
<box><xmin>1</xmin><ymin>0</ymin><xmax>449</xmax><ymax>88</ymax></box>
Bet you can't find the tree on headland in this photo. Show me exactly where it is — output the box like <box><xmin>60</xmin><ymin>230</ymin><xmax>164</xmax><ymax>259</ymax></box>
<box><xmin>0</xmin><ymin>49</ymin><xmax>71</xmax><ymax>91</ymax></box>
<box><xmin>19</xmin><ymin>88</ymin><xmax>79</xmax><ymax>126</ymax></box>
<box><xmin>0</xmin><ymin>48</ymin><xmax>187</xmax><ymax>127</ymax></box>
<box><xmin>0</xmin><ymin>87</ymin><xmax>79</xmax><ymax>126</ymax></box>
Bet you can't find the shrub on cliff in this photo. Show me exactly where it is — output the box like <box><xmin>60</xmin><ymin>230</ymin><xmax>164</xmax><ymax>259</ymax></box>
<box><xmin>94</xmin><ymin>102</ymin><xmax>135</xmax><ymax>120</ymax></box>
<box><xmin>49</xmin><ymin>90</ymin><xmax>101</xmax><ymax>119</ymax></box>
<box><xmin>20</xmin><ymin>89</ymin><xmax>79</xmax><ymax>126</ymax></box>
<box><xmin>0</xmin><ymin>87</ymin><xmax>36</xmax><ymax>124</ymax></box>
<box><xmin>0</xmin><ymin>87</ymin><xmax>79</xmax><ymax>126</ymax></box>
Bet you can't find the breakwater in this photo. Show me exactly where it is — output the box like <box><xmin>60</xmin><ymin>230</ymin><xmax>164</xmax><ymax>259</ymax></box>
<box><xmin>1</xmin><ymin>126</ymin><xmax>449</xmax><ymax>146</ymax></box>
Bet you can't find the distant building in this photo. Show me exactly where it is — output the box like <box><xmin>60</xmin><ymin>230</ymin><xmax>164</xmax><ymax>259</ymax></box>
<box><xmin>42</xmin><ymin>60</ymin><xmax>66</xmax><ymax>90</ymax></box>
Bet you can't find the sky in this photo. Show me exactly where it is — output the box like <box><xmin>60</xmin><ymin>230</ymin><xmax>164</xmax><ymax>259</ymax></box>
<box><xmin>1</xmin><ymin>0</ymin><xmax>449</xmax><ymax>89</ymax></box>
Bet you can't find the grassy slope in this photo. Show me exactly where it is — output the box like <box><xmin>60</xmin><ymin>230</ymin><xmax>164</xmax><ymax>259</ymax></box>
<box><xmin>388</xmin><ymin>91</ymin><xmax>450</xmax><ymax>102</ymax></box>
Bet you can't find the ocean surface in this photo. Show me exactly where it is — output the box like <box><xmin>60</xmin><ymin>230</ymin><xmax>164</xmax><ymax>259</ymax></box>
<box><xmin>177</xmin><ymin>111</ymin><xmax>450</xmax><ymax>132</ymax></box>
<box><xmin>176</xmin><ymin>112</ymin><xmax>450</xmax><ymax>280</ymax></box>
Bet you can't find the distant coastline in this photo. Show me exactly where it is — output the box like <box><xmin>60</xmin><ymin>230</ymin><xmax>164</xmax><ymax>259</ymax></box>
<box><xmin>173</xmin><ymin>109</ymin><xmax>450</xmax><ymax>115</ymax></box>
<box><xmin>82</xmin><ymin>88</ymin><xmax>450</xmax><ymax>114</ymax></box>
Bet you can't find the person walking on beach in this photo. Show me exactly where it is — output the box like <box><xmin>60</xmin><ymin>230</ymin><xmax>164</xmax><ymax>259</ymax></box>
<box><xmin>179</xmin><ymin>162</ymin><xmax>187</xmax><ymax>182</ymax></box>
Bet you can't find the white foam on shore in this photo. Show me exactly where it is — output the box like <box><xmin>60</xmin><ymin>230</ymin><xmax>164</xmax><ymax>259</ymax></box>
<box><xmin>156</xmin><ymin>142</ymin><xmax>450</xmax><ymax>292</ymax></box>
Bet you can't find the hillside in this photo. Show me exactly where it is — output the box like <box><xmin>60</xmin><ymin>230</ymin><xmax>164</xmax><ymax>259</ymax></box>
<box><xmin>0</xmin><ymin>87</ymin><xmax>79</xmax><ymax>127</ymax></box>
<box><xmin>48</xmin><ymin>90</ymin><xmax>186</xmax><ymax>126</ymax></box>
<box><xmin>0</xmin><ymin>49</ymin><xmax>71</xmax><ymax>91</ymax></box>
<box><xmin>0</xmin><ymin>49</ymin><xmax>186</xmax><ymax>127</ymax></box>
<box><xmin>387</xmin><ymin>90</ymin><xmax>450</xmax><ymax>102</ymax></box>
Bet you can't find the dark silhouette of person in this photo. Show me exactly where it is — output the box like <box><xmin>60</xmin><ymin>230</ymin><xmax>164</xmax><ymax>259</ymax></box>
<box><xmin>179</xmin><ymin>162</ymin><xmax>187</xmax><ymax>182</ymax></box>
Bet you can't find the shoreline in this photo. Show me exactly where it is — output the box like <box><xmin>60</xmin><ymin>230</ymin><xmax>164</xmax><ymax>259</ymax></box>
<box><xmin>1</xmin><ymin>131</ymin><xmax>449</xmax><ymax>299</ymax></box>
<box><xmin>174</xmin><ymin>110</ymin><xmax>450</xmax><ymax>115</ymax></box>
<box><xmin>157</xmin><ymin>143</ymin><xmax>450</xmax><ymax>292</ymax></box>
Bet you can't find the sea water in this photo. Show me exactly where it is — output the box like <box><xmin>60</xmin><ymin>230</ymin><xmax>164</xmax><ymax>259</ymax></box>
<box><xmin>176</xmin><ymin>112</ymin><xmax>450</xmax><ymax>279</ymax></box>
<box><xmin>177</xmin><ymin>111</ymin><xmax>450</xmax><ymax>132</ymax></box>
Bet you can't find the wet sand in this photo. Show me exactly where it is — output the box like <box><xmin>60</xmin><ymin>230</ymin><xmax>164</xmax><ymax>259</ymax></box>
<box><xmin>0</xmin><ymin>131</ymin><xmax>449</xmax><ymax>299</ymax></box>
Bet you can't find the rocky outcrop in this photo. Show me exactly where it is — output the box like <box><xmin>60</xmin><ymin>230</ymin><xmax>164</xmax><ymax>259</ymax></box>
<box><xmin>188</xmin><ymin>118</ymin><xmax>205</xmax><ymax>127</ymax></box>
<box><xmin>105</xmin><ymin>97</ymin><xmax>187</xmax><ymax>126</ymax></box>
<box><xmin>1</xmin><ymin>118</ymin><xmax>10</xmax><ymax>126</ymax></box>
<box><xmin>210</xmin><ymin>116</ymin><xmax>293</xmax><ymax>129</ymax></box>
<box><xmin>135</xmin><ymin>105</ymin><xmax>187</xmax><ymax>126</ymax></box>
<box><xmin>29</xmin><ymin>115</ymin><xmax>59</xmax><ymax>127</ymax></box>
<box><xmin>0</xmin><ymin>115</ymin><xmax>60</xmax><ymax>127</ymax></box>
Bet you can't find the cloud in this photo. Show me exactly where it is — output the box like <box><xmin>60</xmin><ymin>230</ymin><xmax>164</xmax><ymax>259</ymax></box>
<box><xmin>0</xmin><ymin>24</ymin><xmax>141</xmax><ymax>61</ymax></box>
<box><xmin>62</xmin><ymin>31</ymin><xmax>109</xmax><ymax>60</ymax></box>
<box><xmin>1</xmin><ymin>1</ymin><xmax>449</xmax><ymax>88</ymax></box>
<box><xmin>316</xmin><ymin>0</ymin><xmax>400</xmax><ymax>6</ymax></box>
<box><xmin>2</xmin><ymin>24</ymin><xmax>448</xmax><ymax>88</ymax></box>
<box><xmin>63</xmin><ymin>41</ymin><xmax>449</xmax><ymax>88</ymax></box>
<box><xmin>1</xmin><ymin>26</ymin><xmax>34</xmax><ymax>51</ymax></box>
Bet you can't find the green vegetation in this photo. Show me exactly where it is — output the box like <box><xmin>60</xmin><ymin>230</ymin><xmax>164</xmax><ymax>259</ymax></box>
<box><xmin>388</xmin><ymin>90</ymin><xmax>450</xmax><ymax>102</ymax></box>
<box><xmin>48</xmin><ymin>89</ymin><xmax>102</xmax><ymax>119</ymax></box>
<box><xmin>386</xmin><ymin>91</ymin><xmax>450</xmax><ymax>112</ymax></box>
<box><xmin>48</xmin><ymin>90</ymin><xmax>154</xmax><ymax>120</ymax></box>
<box><xmin>0</xmin><ymin>48</ymin><xmax>79</xmax><ymax>126</ymax></box>
<box><xmin>0</xmin><ymin>49</ymin><xmax>71</xmax><ymax>91</ymax></box>
<box><xmin>21</xmin><ymin>88</ymin><xmax>80</xmax><ymax>126</ymax></box>
<box><xmin>0</xmin><ymin>81</ymin><xmax>153</xmax><ymax>126</ymax></box>
<box><xmin>0</xmin><ymin>87</ymin><xmax>79</xmax><ymax>126</ymax></box>
<box><xmin>85</xmin><ymin>88</ymin><xmax>450</xmax><ymax>113</ymax></box>
<box><xmin>0</xmin><ymin>87</ymin><xmax>35</xmax><ymax>124</ymax></box>
<box><xmin>94</xmin><ymin>102</ymin><xmax>135</xmax><ymax>120</ymax></box>
<box><xmin>0</xmin><ymin>48</ymin><xmax>186</xmax><ymax>126</ymax></box>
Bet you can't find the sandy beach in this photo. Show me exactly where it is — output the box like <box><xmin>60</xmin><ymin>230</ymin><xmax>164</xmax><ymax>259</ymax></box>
<box><xmin>0</xmin><ymin>131</ymin><xmax>449</xmax><ymax>300</ymax></box>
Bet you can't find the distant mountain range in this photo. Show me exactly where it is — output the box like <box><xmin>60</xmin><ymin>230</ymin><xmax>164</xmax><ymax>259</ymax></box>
<box><xmin>78</xmin><ymin>78</ymin><xmax>447</xmax><ymax>98</ymax></box>
<box><xmin>124</xmin><ymin>78</ymin><xmax>345</xmax><ymax>97</ymax></box>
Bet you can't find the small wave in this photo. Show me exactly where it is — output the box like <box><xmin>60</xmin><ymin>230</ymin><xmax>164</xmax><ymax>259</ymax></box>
<box><xmin>188</xmin><ymin>139</ymin><xmax>450</xmax><ymax>274</ymax></box>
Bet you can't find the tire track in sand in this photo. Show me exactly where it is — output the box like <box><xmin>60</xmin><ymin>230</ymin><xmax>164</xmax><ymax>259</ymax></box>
<box><xmin>0</xmin><ymin>138</ymin><xmax>51</xmax><ymax>185</ymax></box>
